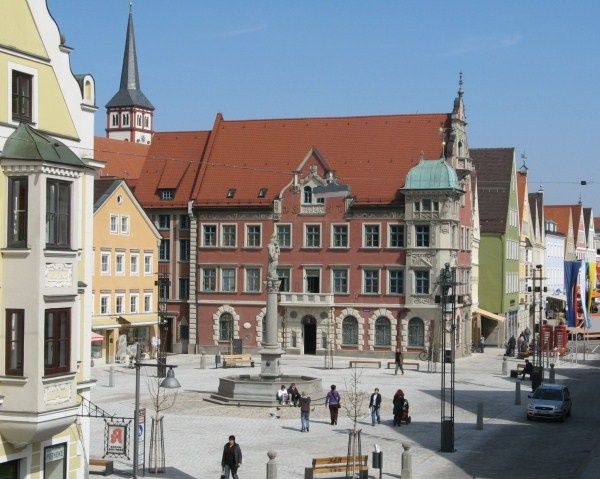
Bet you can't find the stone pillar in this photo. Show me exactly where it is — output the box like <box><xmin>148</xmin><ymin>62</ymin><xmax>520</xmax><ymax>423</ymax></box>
<box><xmin>266</xmin><ymin>450</ymin><xmax>278</xmax><ymax>479</ymax></box>
<box><xmin>260</xmin><ymin>278</ymin><xmax>283</xmax><ymax>379</ymax></box>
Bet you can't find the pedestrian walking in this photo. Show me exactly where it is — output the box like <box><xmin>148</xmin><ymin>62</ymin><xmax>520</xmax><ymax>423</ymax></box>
<box><xmin>325</xmin><ymin>384</ymin><xmax>341</xmax><ymax>425</ymax></box>
<box><xmin>221</xmin><ymin>435</ymin><xmax>242</xmax><ymax>479</ymax></box>
<box><xmin>369</xmin><ymin>388</ymin><xmax>382</xmax><ymax>426</ymax></box>
<box><xmin>395</xmin><ymin>347</ymin><xmax>404</xmax><ymax>375</ymax></box>
<box><xmin>299</xmin><ymin>391</ymin><xmax>311</xmax><ymax>432</ymax></box>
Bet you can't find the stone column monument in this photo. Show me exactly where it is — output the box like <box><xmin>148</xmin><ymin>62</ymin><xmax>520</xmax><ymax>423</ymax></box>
<box><xmin>260</xmin><ymin>234</ymin><xmax>284</xmax><ymax>379</ymax></box>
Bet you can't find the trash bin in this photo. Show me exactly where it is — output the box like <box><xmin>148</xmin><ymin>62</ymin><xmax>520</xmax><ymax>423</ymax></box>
<box><xmin>372</xmin><ymin>451</ymin><xmax>382</xmax><ymax>469</ymax></box>
<box><xmin>531</xmin><ymin>366</ymin><xmax>544</xmax><ymax>390</ymax></box>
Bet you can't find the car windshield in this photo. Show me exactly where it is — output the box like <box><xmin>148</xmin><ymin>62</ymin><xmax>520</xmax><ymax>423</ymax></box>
<box><xmin>532</xmin><ymin>388</ymin><xmax>563</xmax><ymax>401</ymax></box>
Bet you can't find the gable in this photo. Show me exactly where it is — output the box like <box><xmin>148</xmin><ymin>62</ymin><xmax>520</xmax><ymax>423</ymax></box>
<box><xmin>0</xmin><ymin>1</ymin><xmax>48</xmax><ymax>59</ymax></box>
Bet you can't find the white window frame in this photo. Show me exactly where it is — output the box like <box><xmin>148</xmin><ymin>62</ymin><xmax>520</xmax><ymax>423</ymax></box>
<box><xmin>8</xmin><ymin>62</ymin><xmax>39</xmax><ymax>126</ymax></box>
<box><xmin>276</xmin><ymin>267</ymin><xmax>292</xmax><ymax>292</ymax></box>
<box><xmin>115</xmin><ymin>294</ymin><xmax>125</xmax><ymax>314</ymax></box>
<box><xmin>202</xmin><ymin>223</ymin><xmax>218</xmax><ymax>247</ymax></box>
<box><xmin>200</xmin><ymin>266</ymin><xmax>217</xmax><ymax>292</ymax></box>
<box><xmin>415</xmin><ymin>224</ymin><xmax>430</xmax><ymax>247</ymax></box>
<box><xmin>276</xmin><ymin>223</ymin><xmax>292</xmax><ymax>249</ymax></box>
<box><xmin>111</xmin><ymin>112</ymin><xmax>119</xmax><ymax>127</ymax></box>
<box><xmin>130</xmin><ymin>253</ymin><xmax>139</xmax><ymax>275</ymax></box>
<box><xmin>220</xmin><ymin>224</ymin><xmax>237</xmax><ymax>248</ymax></box>
<box><xmin>109</xmin><ymin>214</ymin><xmax>118</xmax><ymax>234</ymax></box>
<box><xmin>303</xmin><ymin>267</ymin><xmax>322</xmax><ymax>294</ymax></box>
<box><xmin>157</xmin><ymin>214</ymin><xmax>170</xmax><ymax>230</ymax></box>
<box><xmin>304</xmin><ymin>223</ymin><xmax>322</xmax><ymax>249</ymax></box>
<box><xmin>245</xmin><ymin>224</ymin><xmax>262</xmax><ymax>248</ymax></box>
<box><xmin>362</xmin><ymin>268</ymin><xmax>380</xmax><ymax>294</ymax></box>
<box><xmin>143</xmin><ymin>293</ymin><xmax>153</xmax><ymax>313</ymax></box>
<box><xmin>144</xmin><ymin>253</ymin><xmax>153</xmax><ymax>275</ymax></box>
<box><xmin>130</xmin><ymin>293</ymin><xmax>139</xmax><ymax>314</ymax></box>
<box><xmin>122</xmin><ymin>112</ymin><xmax>129</xmax><ymax>126</ymax></box>
<box><xmin>115</xmin><ymin>252</ymin><xmax>125</xmax><ymax>276</ymax></box>
<box><xmin>244</xmin><ymin>267</ymin><xmax>262</xmax><ymax>293</ymax></box>
<box><xmin>331</xmin><ymin>267</ymin><xmax>349</xmax><ymax>294</ymax></box>
<box><xmin>100</xmin><ymin>252</ymin><xmax>111</xmax><ymax>275</ymax></box>
<box><xmin>120</xmin><ymin>215</ymin><xmax>130</xmax><ymax>235</ymax></box>
<box><xmin>387</xmin><ymin>268</ymin><xmax>404</xmax><ymax>295</ymax></box>
<box><xmin>331</xmin><ymin>223</ymin><xmax>350</xmax><ymax>249</ymax></box>
<box><xmin>363</xmin><ymin>223</ymin><xmax>381</xmax><ymax>248</ymax></box>
<box><xmin>100</xmin><ymin>294</ymin><xmax>110</xmax><ymax>315</ymax></box>
<box><xmin>221</xmin><ymin>267</ymin><xmax>237</xmax><ymax>292</ymax></box>
<box><xmin>388</xmin><ymin>224</ymin><xmax>404</xmax><ymax>248</ymax></box>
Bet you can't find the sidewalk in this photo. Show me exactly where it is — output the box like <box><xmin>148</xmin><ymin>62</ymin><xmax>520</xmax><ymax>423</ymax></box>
<box><xmin>87</xmin><ymin>347</ymin><xmax>599</xmax><ymax>478</ymax></box>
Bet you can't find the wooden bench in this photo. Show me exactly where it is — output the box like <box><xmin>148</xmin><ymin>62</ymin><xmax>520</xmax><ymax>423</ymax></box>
<box><xmin>349</xmin><ymin>360</ymin><xmax>381</xmax><ymax>368</ymax></box>
<box><xmin>386</xmin><ymin>361</ymin><xmax>420</xmax><ymax>371</ymax></box>
<box><xmin>89</xmin><ymin>458</ymin><xmax>114</xmax><ymax>476</ymax></box>
<box><xmin>305</xmin><ymin>455</ymin><xmax>368</xmax><ymax>479</ymax></box>
<box><xmin>222</xmin><ymin>354</ymin><xmax>255</xmax><ymax>368</ymax></box>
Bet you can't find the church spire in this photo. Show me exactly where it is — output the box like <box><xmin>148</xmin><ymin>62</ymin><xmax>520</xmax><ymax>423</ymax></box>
<box><xmin>106</xmin><ymin>4</ymin><xmax>154</xmax><ymax>144</ymax></box>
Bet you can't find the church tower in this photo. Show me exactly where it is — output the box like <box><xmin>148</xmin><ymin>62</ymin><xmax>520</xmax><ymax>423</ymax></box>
<box><xmin>106</xmin><ymin>5</ymin><xmax>154</xmax><ymax>144</ymax></box>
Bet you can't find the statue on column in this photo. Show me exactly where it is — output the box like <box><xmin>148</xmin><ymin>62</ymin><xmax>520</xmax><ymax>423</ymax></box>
<box><xmin>267</xmin><ymin>233</ymin><xmax>280</xmax><ymax>279</ymax></box>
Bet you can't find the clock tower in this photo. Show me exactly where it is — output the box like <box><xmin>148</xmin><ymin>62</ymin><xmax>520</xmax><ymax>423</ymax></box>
<box><xmin>105</xmin><ymin>5</ymin><xmax>154</xmax><ymax>144</ymax></box>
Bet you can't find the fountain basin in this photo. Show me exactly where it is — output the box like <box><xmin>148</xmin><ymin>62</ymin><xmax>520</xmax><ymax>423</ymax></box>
<box><xmin>207</xmin><ymin>375</ymin><xmax>325</xmax><ymax>407</ymax></box>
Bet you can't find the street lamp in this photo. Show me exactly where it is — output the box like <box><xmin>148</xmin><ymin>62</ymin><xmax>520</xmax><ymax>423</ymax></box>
<box><xmin>133</xmin><ymin>344</ymin><xmax>180</xmax><ymax>478</ymax></box>
<box><xmin>439</xmin><ymin>263</ymin><xmax>457</xmax><ymax>453</ymax></box>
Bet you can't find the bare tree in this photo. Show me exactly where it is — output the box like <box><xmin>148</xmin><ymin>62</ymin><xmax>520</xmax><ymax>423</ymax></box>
<box><xmin>145</xmin><ymin>370</ymin><xmax>178</xmax><ymax>473</ymax></box>
<box><xmin>342</xmin><ymin>365</ymin><xmax>368</xmax><ymax>478</ymax></box>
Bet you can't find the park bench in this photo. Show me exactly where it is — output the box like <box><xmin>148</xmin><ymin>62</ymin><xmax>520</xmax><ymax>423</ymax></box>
<box><xmin>305</xmin><ymin>455</ymin><xmax>368</xmax><ymax>479</ymax></box>
<box><xmin>349</xmin><ymin>360</ymin><xmax>381</xmax><ymax>368</ymax></box>
<box><xmin>89</xmin><ymin>458</ymin><xmax>114</xmax><ymax>476</ymax></box>
<box><xmin>386</xmin><ymin>361</ymin><xmax>420</xmax><ymax>371</ymax></box>
<box><xmin>222</xmin><ymin>354</ymin><xmax>255</xmax><ymax>368</ymax></box>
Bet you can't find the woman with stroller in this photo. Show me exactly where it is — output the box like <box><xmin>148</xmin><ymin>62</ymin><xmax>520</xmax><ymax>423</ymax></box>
<box><xmin>393</xmin><ymin>389</ymin><xmax>407</xmax><ymax>426</ymax></box>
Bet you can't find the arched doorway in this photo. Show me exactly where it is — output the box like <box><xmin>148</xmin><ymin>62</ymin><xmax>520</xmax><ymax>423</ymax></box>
<box><xmin>302</xmin><ymin>315</ymin><xmax>317</xmax><ymax>354</ymax></box>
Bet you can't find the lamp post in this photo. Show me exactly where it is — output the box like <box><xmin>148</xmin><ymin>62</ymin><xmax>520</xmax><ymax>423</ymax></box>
<box><xmin>133</xmin><ymin>343</ymin><xmax>180</xmax><ymax>479</ymax></box>
<box><xmin>155</xmin><ymin>273</ymin><xmax>170</xmax><ymax>378</ymax></box>
<box><xmin>439</xmin><ymin>263</ymin><xmax>458</xmax><ymax>453</ymax></box>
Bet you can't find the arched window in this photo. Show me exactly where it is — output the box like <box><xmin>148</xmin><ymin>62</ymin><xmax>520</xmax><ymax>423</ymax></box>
<box><xmin>303</xmin><ymin>186</ymin><xmax>312</xmax><ymax>204</ymax></box>
<box><xmin>84</xmin><ymin>79</ymin><xmax>92</xmax><ymax>101</ymax></box>
<box><xmin>408</xmin><ymin>318</ymin><xmax>425</xmax><ymax>347</ymax></box>
<box><xmin>219</xmin><ymin>313</ymin><xmax>233</xmax><ymax>341</ymax></box>
<box><xmin>342</xmin><ymin>316</ymin><xmax>358</xmax><ymax>345</ymax></box>
<box><xmin>375</xmin><ymin>316</ymin><xmax>391</xmax><ymax>346</ymax></box>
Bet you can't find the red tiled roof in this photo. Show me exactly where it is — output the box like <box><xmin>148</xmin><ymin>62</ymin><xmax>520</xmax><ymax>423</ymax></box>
<box><xmin>544</xmin><ymin>205</ymin><xmax>573</xmax><ymax>237</ymax></box>
<box><xmin>95</xmin><ymin>137</ymin><xmax>150</xmax><ymax>180</ymax></box>
<box><xmin>192</xmin><ymin>113</ymin><xmax>450</xmax><ymax>205</ymax></box>
<box><xmin>594</xmin><ymin>217</ymin><xmax>600</xmax><ymax>232</ymax></box>
<box><xmin>134</xmin><ymin>131</ymin><xmax>210</xmax><ymax>208</ymax></box>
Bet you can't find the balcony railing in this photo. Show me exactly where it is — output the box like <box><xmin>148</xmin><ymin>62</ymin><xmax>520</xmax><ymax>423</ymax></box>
<box><xmin>279</xmin><ymin>292</ymin><xmax>334</xmax><ymax>307</ymax></box>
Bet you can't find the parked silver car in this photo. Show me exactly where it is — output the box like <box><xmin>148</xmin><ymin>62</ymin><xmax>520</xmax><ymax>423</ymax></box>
<box><xmin>526</xmin><ymin>383</ymin><xmax>572</xmax><ymax>421</ymax></box>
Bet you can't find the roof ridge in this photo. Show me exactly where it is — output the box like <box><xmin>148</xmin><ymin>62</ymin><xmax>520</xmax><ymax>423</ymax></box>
<box><xmin>219</xmin><ymin>112</ymin><xmax>449</xmax><ymax>123</ymax></box>
<box><xmin>191</xmin><ymin>113</ymin><xmax>223</xmax><ymax>202</ymax></box>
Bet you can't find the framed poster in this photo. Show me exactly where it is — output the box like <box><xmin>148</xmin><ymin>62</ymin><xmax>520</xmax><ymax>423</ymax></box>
<box><xmin>106</xmin><ymin>423</ymin><xmax>128</xmax><ymax>456</ymax></box>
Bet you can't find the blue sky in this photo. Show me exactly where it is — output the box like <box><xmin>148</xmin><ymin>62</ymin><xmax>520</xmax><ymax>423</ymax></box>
<box><xmin>49</xmin><ymin>0</ymin><xmax>600</xmax><ymax>212</ymax></box>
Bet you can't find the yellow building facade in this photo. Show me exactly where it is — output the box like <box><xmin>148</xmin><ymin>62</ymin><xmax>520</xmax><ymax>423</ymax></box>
<box><xmin>0</xmin><ymin>1</ymin><xmax>100</xmax><ymax>477</ymax></box>
<box><xmin>92</xmin><ymin>179</ymin><xmax>160</xmax><ymax>364</ymax></box>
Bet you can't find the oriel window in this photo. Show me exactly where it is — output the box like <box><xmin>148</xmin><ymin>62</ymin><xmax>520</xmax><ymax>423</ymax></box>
<box><xmin>8</xmin><ymin>177</ymin><xmax>28</xmax><ymax>247</ymax></box>
<box><xmin>46</xmin><ymin>180</ymin><xmax>70</xmax><ymax>249</ymax></box>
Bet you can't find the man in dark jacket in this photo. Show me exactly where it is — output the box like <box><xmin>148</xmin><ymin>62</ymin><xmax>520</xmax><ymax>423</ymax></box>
<box><xmin>221</xmin><ymin>435</ymin><xmax>242</xmax><ymax>479</ymax></box>
<box><xmin>369</xmin><ymin>388</ymin><xmax>382</xmax><ymax>426</ymax></box>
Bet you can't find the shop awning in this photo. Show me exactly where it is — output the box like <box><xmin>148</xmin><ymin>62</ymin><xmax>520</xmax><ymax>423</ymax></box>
<box><xmin>91</xmin><ymin>332</ymin><xmax>104</xmax><ymax>343</ymax></box>
<box><xmin>546</xmin><ymin>293</ymin><xmax>567</xmax><ymax>302</ymax></box>
<box><xmin>474</xmin><ymin>308</ymin><xmax>506</xmax><ymax>322</ymax></box>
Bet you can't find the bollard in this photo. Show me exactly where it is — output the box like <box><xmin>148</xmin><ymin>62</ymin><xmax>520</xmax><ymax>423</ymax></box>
<box><xmin>109</xmin><ymin>366</ymin><xmax>115</xmax><ymax>388</ymax></box>
<box><xmin>215</xmin><ymin>350</ymin><xmax>221</xmax><ymax>368</ymax></box>
<box><xmin>401</xmin><ymin>442</ymin><xmax>412</xmax><ymax>479</ymax></box>
<box><xmin>549</xmin><ymin>363</ymin><xmax>555</xmax><ymax>383</ymax></box>
<box><xmin>266</xmin><ymin>450</ymin><xmax>278</xmax><ymax>479</ymax></box>
<box><xmin>476</xmin><ymin>402</ymin><xmax>484</xmax><ymax>430</ymax></box>
<box><xmin>200</xmin><ymin>352</ymin><xmax>207</xmax><ymax>369</ymax></box>
<box><xmin>502</xmin><ymin>357</ymin><xmax>508</xmax><ymax>376</ymax></box>
<box><xmin>515</xmin><ymin>381</ymin><xmax>521</xmax><ymax>405</ymax></box>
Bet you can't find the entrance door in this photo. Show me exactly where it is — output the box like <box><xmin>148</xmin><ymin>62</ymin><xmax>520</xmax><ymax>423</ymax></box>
<box><xmin>305</xmin><ymin>269</ymin><xmax>320</xmax><ymax>293</ymax></box>
<box><xmin>302</xmin><ymin>315</ymin><xmax>317</xmax><ymax>354</ymax></box>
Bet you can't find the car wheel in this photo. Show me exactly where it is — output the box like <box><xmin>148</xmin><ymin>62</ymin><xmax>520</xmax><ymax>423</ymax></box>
<box><xmin>527</xmin><ymin>414</ymin><xmax>532</xmax><ymax>421</ymax></box>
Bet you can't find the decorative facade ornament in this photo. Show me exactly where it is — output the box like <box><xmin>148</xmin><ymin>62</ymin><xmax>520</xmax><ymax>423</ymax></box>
<box><xmin>44</xmin><ymin>263</ymin><xmax>73</xmax><ymax>288</ymax></box>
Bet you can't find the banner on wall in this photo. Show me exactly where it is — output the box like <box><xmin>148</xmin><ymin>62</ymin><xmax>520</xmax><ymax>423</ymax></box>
<box><xmin>564</xmin><ymin>261</ymin><xmax>581</xmax><ymax>327</ymax></box>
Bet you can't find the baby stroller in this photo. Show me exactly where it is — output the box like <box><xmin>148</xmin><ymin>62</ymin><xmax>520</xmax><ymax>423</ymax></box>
<box><xmin>400</xmin><ymin>399</ymin><xmax>411</xmax><ymax>424</ymax></box>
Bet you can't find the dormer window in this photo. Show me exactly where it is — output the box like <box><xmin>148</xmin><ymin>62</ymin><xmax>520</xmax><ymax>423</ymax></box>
<box><xmin>160</xmin><ymin>189</ymin><xmax>175</xmax><ymax>200</ymax></box>
<box><xmin>227</xmin><ymin>188</ymin><xmax>236</xmax><ymax>199</ymax></box>
<box><xmin>302</xmin><ymin>185</ymin><xmax>324</xmax><ymax>205</ymax></box>
<box><xmin>258</xmin><ymin>188</ymin><xmax>268</xmax><ymax>198</ymax></box>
